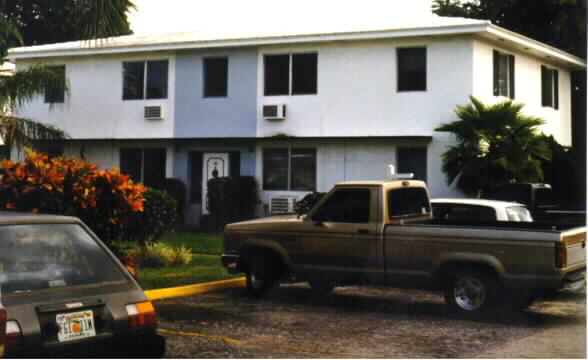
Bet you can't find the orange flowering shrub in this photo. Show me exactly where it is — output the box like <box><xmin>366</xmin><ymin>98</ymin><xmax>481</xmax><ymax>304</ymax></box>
<box><xmin>0</xmin><ymin>151</ymin><xmax>147</xmax><ymax>244</ymax></box>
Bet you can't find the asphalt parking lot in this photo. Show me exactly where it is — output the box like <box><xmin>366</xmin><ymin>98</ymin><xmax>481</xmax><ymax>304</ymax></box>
<box><xmin>154</xmin><ymin>283</ymin><xmax>586</xmax><ymax>358</ymax></box>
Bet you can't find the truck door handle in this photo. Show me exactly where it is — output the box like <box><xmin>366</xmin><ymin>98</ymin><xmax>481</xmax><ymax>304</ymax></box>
<box><xmin>357</xmin><ymin>229</ymin><xmax>369</xmax><ymax>234</ymax></box>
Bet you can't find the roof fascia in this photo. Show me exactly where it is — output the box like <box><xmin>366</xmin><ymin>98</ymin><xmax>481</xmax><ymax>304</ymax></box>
<box><xmin>9</xmin><ymin>23</ymin><xmax>489</xmax><ymax>60</ymax></box>
<box><xmin>485</xmin><ymin>24</ymin><xmax>586</xmax><ymax>69</ymax></box>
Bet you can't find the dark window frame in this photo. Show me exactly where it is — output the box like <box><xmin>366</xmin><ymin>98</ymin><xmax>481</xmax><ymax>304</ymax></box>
<box><xmin>44</xmin><ymin>65</ymin><xmax>66</xmax><ymax>103</ymax></box>
<box><xmin>122</xmin><ymin>60</ymin><xmax>169</xmax><ymax>100</ymax></box>
<box><xmin>264</xmin><ymin>53</ymin><xmax>318</xmax><ymax>96</ymax></box>
<box><xmin>397</xmin><ymin>47</ymin><xmax>427</xmax><ymax>92</ymax></box>
<box><xmin>262</xmin><ymin>147</ymin><xmax>317</xmax><ymax>191</ymax></box>
<box><xmin>493</xmin><ymin>50</ymin><xmax>515</xmax><ymax>99</ymax></box>
<box><xmin>396</xmin><ymin>147</ymin><xmax>428</xmax><ymax>182</ymax></box>
<box><xmin>203</xmin><ymin>57</ymin><xmax>229</xmax><ymax>98</ymax></box>
<box><xmin>541</xmin><ymin>65</ymin><xmax>559</xmax><ymax>109</ymax></box>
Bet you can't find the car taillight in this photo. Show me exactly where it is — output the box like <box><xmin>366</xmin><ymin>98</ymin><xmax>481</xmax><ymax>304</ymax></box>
<box><xmin>125</xmin><ymin>301</ymin><xmax>158</xmax><ymax>328</ymax></box>
<box><xmin>0</xmin><ymin>308</ymin><xmax>6</xmax><ymax>357</ymax></box>
<box><xmin>5</xmin><ymin>321</ymin><xmax>21</xmax><ymax>348</ymax></box>
<box><xmin>555</xmin><ymin>241</ymin><xmax>567</xmax><ymax>268</ymax></box>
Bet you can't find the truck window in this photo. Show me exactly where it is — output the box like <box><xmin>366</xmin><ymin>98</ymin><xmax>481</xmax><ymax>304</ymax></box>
<box><xmin>312</xmin><ymin>188</ymin><xmax>370</xmax><ymax>223</ymax></box>
<box><xmin>388</xmin><ymin>188</ymin><xmax>429</xmax><ymax>218</ymax></box>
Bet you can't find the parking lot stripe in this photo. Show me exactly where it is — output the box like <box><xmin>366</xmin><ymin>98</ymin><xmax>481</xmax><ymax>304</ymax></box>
<box><xmin>158</xmin><ymin>328</ymin><xmax>242</xmax><ymax>345</ymax></box>
<box><xmin>144</xmin><ymin>278</ymin><xmax>245</xmax><ymax>300</ymax></box>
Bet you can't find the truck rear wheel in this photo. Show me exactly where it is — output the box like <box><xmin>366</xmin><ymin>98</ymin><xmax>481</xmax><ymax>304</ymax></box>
<box><xmin>445</xmin><ymin>269</ymin><xmax>498</xmax><ymax>314</ymax></box>
<box><xmin>245</xmin><ymin>255</ymin><xmax>278</xmax><ymax>297</ymax></box>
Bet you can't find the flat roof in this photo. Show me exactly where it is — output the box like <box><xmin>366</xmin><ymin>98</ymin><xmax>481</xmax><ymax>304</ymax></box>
<box><xmin>8</xmin><ymin>15</ymin><xmax>585</xmax><ymax>70</ymax></box>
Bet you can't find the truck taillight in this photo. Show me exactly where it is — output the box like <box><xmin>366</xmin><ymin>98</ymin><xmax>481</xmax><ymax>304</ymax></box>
<box><xmin>4</xmin><ymin>321</ymin><xmax>21</xmax><ymax>349</ymax></box>
<box><xmin>555</xmin><ymin>241</ymin><xmax>567</xmax><ymax>268</ymax></box>
<box><xmin>126</xmin><ymin>301</ymin><xmax>158</xmax><ymax>328</ymax></box>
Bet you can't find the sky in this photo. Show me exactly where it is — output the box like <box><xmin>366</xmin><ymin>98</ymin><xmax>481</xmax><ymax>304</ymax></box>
<box><xmin>128</xmin><ymin>0</ymin><xmax>434</xmax><ymax>35</ymax></box>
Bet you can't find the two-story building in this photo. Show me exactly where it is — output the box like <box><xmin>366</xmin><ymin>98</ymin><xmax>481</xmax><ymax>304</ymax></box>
<box><xmin>8</xmin><ymin>11</ymin><xmax>586</xmax><ymax>224</ymax></box>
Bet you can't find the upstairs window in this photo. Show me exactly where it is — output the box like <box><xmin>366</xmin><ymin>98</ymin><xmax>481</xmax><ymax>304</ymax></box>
<box><xmin>120</xmin><ymin>148</ymin><xmax>167</xmax><ymax>189</ymax></box>
<box><xmin>397</xmin><ymin>47</ymin><xmax>427</xmax><ymax>92</ymax></box>
<box><xmin>123</xmin><ymin>60</ymin><xmax>168</xmax><ymax>100</ymax></box>
<box><xmin>44</xmin><ymin>65</ymin><xmax>66</xmax><ymax>103</ymax></box>
<box><xmin>493</xmin><ymin>50</ymin><xmax>515</xmax><ymax>99</ymax></box>
<box><xmin>541</xmin><ymin>66</ymin><xmax>559</xmax><ymax>109</ymax></box>
<box><xmin>203</xmin><ymin>57</ymin><xmax>228</xmax><ymax>97</ymax></box>
<box><xmin>264</xmin><ymin>53</ymin><xmax>317</xmax><ymax>96</ymax></box>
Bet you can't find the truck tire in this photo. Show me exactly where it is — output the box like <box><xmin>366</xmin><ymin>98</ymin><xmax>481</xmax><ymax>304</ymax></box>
<box><xmin>245</xmin><ymin>255</ymin><xmax>277</xmax><ymax>297</ymax></box>
<box><xmin>308</xmin><ymin>279</ymin><xmax>335</xmax><ymax>295</ymax></box>
<box><xmin>444</xmin><ymin>269</ymin><xmax>499</xmax><ymax>314</ymax></box>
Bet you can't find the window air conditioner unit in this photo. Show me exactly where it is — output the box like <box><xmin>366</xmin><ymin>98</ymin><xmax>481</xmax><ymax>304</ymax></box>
<box><xmin>144</xmin><ymin>105</ymin><xmax>164</xmax><ymax>120</ymax></box>
<box><xmin>263</xmin><ymin>104</ymin><xmax>286</xmax><ymax>120</ymax></box>
<box><xmin>270</xmin><ymin>196</ymin><xmax>297</xmax><ymax>215</ymax></box>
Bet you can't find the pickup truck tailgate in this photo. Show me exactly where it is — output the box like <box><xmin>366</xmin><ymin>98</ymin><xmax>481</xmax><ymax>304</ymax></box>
<box><xmin>562</xmin><ymin>230</ymin><xmax>586</xmax><ymax>268</ymax></box>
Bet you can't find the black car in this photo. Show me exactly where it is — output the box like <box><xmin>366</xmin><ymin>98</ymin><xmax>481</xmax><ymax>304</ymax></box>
<box><xmin>0</xmin><ymin>212</ymin><xmax>165</xmax><ymax>358</ymax></box>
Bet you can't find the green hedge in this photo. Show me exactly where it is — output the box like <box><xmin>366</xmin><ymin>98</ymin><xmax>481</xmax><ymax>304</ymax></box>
<box><xmin>207</xmin><ymin>176</ymin><xmax>257</xmax><ymax>230</ymax></box>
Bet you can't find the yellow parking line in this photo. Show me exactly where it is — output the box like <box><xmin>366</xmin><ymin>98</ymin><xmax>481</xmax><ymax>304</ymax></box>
<box><xmin>158</xmin><ymin>328</ymin><xmax>242</xmax><ymax>345</ymax></box>
<box><xmin>145</xmin><ymin>278</ymin><xmax>246</xmax><ymax>301</ymax></box>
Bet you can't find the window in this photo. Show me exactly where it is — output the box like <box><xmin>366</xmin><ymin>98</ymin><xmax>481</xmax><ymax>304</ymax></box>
<box><xmin>44</xmin><ymin>65</ymin><xmax>66</xmax><ymax>103</ymax></box>
<box><xmin>397</xmin><ymin>47</ymin><xmax>427</xmax><ymax>92</ymax></box>
<box><xmin>312</xmin><ymin>188</ymin><xmax>370</xmax><ymax>223</ymax></box>
<box><xmin>264</xmin><ymin>53</ymin><xmax>317</xmax><ymax>96</ymax></box>
<box><xmin>432</xmin><ymin>204</ymin><xmax>496</xmax><ymax>222</ymax></box>
<box><xmin>203</xmin><ymin>57</ymin><xmax>228</xmax><ymax>97</ymax></box>
<box><xmin>388</xmin><ymin>188</ymin><xmax>430</xmax><ymax>218</ymax></box>
<box><xmin>263</xmin><ymin>148</ymin><xmax>316</xmax><ymax>191</ymax></box>
<box><xmin>120</xmin><ymin>148</ymin><xmax>166</xmax><ymax>188</ymax></box>
<box><xmin>397</xmin><ymin>147</ymin><xmax>427</xmax><ymax>181</ymax></box>
<box><xmin>123</xmin><ymin>60</ymin><xmax>168</xmax><ymax>100</ymax></box>
<box><xmin>541</xmin><ymin>66</ymin><xmax>559</xmax><ymax>109</ymax></box>
<box><xmin>493</xmin><ymin>50</ymin><xmax>515</xmax><ymax>98</ymax></box>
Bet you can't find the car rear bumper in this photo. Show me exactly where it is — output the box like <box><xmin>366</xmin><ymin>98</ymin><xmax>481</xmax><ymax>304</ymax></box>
<box><xmin>6</xmin><ymin>329</ymin><xmax>165</xmax><ymax>358</ymax></box>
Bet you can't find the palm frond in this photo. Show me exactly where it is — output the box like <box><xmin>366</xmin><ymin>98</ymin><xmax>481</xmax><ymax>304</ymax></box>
<box><xmin>0</xmin><ymin>115</ymin><xmax>69</xmax><ymax>150</ymax></box>
<box><xmin>77</xmin><ymin>0</ymin><xmax>136</xmax><ymax>41</ymax></box>
<box><xmin>0</xmin><ymin>65</ymin><xmax>67</xmax><ymax>110</ymax></box>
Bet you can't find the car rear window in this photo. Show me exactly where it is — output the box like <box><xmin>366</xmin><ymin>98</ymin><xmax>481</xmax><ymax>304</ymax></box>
<box><xmin>0</xmin><ymin>224</ymin><xmax>128</xmax><ymax>296</ymax></box>
<box><xmin>506</xmin><ymin>206</ymin><xmax>533</xmax><ymax>222</ymax></box>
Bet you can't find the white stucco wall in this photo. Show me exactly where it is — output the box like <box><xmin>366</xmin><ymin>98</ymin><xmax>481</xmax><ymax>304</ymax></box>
<box><xmin>16</xmin><ymin>52</ymin><xmax>176</xmax><ymax>140</ymax></box>
<box><xmin>472</xmin><ymin>40</ymin><xmax>572</xmax><ymax>146</ymax></box>
<box><xmin>257</xmin><ymin>36</ymin><xmax>475</xmax><ymax>138</ymax></box>
<box><xmin>255</xmin><ymin>137</ymin><xmax>461</xmax><ymax>211</ymax></box>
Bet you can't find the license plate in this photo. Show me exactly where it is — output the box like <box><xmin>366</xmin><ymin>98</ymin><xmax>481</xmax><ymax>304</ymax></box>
<box><xmin>56</xmin><ymin>310</ymin><xmax>96</xmax><ymax>342</ymax></box>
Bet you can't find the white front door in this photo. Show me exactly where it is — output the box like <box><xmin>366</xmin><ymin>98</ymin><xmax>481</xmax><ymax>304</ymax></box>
<box><xmin>202</xmin><ymin>153</ymin><xmax>229</xmax><ymax>215</ymax></box>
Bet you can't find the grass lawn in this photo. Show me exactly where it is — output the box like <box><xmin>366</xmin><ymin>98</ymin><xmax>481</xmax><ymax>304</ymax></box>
<box><xmin>137</xmin><ymin>232</ymin><xmax>242</xmax><ymax>290</ymax></box>
<box><xmin>158</xmin><ymin>232</ymin><xmax>224</xmax><ymax>254</ymax></box>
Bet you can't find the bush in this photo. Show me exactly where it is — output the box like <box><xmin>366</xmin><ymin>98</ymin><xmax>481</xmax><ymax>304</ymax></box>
<box><xmin>161</xmin><ymin>178</ymin><xmax>186</xmax><ymax>224</ymax></box>
<box><xmin>294</xmin><ymin>192</ymin><xmax>327</xmax><ymax>215</ymax></box>
<box><xmin>126</xmin><ymin>189</ymin><xmax>177</xmax><ymax>245</ymax></box>
<box><xmin>139</xmin><ymin>243</ymin><xmax>193</xmax><ymax>267</ymax></box>
<box><xmin>0</xmin><ymin>151</ymin><xmax>146</xmax><ymax>246</ymax></box>
<box><xmin>208</xmin><ymin>176</ymin><xmax>257</xmax><ymax>230</ymax></box>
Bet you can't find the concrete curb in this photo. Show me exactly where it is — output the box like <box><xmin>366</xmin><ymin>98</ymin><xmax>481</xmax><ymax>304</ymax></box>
<box><xmin>145</xmin><ymin>277</ymin><xmax>246</xmax><ymax>301</ymax></box>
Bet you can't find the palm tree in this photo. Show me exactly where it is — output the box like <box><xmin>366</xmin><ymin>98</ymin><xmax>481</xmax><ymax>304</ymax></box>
<box><xmin>0</xmin><ymin>0</ymin><xmax>136</xmax><ymax>157</ymax></box>
<box><xmin>435</xmin><ymin>96</ymin><xmax>551</xmax><ymax>196</ymax></box>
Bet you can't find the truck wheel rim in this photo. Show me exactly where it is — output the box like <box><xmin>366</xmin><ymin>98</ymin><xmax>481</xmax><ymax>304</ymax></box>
<box><xmin>454</xmin><ymin>277</ymin><xmax>486</xmax><ymax>311</ymax></box>
<box><xmin>250</xmin><ymin>272</ymin><xmax>264</xmax><ymax>289</ymax></box>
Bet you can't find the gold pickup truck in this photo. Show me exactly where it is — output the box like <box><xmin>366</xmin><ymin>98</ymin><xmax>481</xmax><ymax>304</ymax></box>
<box><xmin>222</xmin><ymin>179</ymin><xmax>586</xmax><ymax>314</ymax></box>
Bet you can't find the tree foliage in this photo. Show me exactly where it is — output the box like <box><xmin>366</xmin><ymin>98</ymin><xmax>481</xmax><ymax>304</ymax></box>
<box><xmin>436</xmin><ymin>96</ymin><xmax>551</xmax><ymax>196</ymax></box>
<box><xmin>433</xmin><ymin>0</ymin><xmax>586</xmax><ymax>59</ymax></box>
<box><xmin>0</xmin><ymin>0</ymin><xmax>135</xmax><ymax>48</ymax></box>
